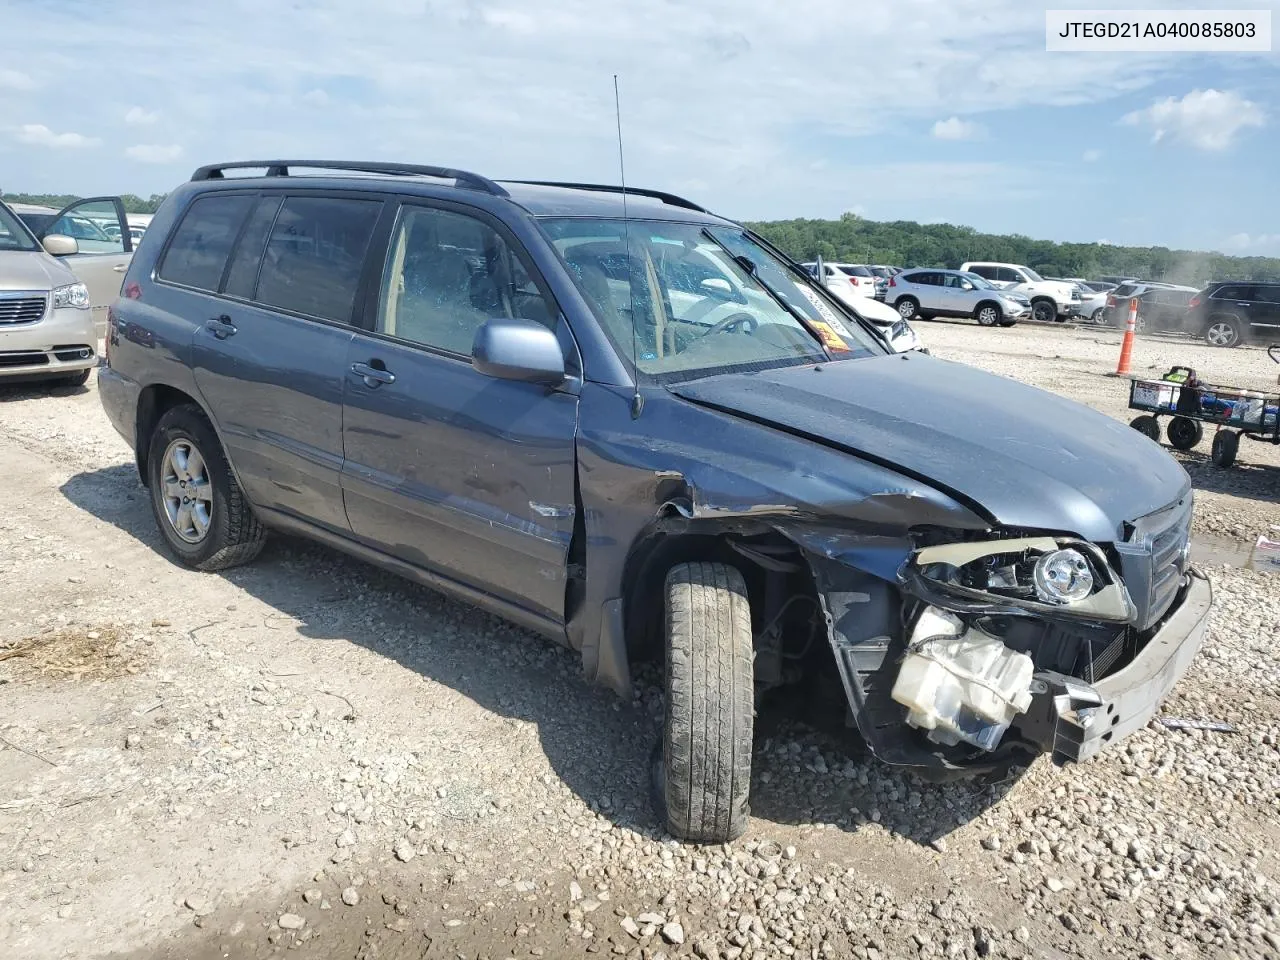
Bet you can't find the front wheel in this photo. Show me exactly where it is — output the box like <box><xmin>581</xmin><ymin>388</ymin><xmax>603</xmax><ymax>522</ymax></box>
<box><xmin>147</xmin><ymin>404</ymin><xmax>267</xmax><ymax>571</ymax></box>
<box><xmin>895</xmin><ymin>297</ymin><xmax>919</xmax><ymax>320</ymax></box>
<box><xmin>1211</xmin><ymin>430</ymin><xmax>1240</xmax><ymax>467</ymax></box>
<box><xmin>1129</xmin><ymin>415</ymin><xmax>1160</xmax><ymax>442</ymax></box>
<box><xmin>1031</xmin><ymin>299</ymin><xmax>1058</xmax><ymax>323</ymax></box>
<box><xmin>974</xmin><ymin>303</ymin><xmax>1001</xmax><ymax>327</ymax></box>
<box><xmin>1167</xmin><ymin>416</ymin><xmax>1203</xmax><ymax>451</ymax></box>
<box><xmin>657</xmin><ymin>562</ymin><xmax>754</xmax><ymax>844</ymax></box>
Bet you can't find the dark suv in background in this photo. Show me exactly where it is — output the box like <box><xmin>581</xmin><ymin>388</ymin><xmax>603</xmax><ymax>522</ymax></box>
<box><xmin>1187</xmin><ymin>281</ymin><xmax>1280</xmax><ymax>347</ymax></box>
<box><xmin>98</xmin><ymin>160</ymin><xmax>1209</xmax><ymax>844</ymax></box>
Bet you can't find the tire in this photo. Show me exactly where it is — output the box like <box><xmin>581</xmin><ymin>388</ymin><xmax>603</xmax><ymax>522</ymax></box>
<box><xmin>895</xmin><ymin>297</ymin><xmax>919</xmax><ymax>320</ymax></box>
<box><xmin>1031</xmin><ymin>299</ymin><xmax>1057</xmax><ymax>323</ymax></box>
<box><xmin>1129</xmin><ymin>415</ymin><xmax>1160</xmax><ymax>442</ymax></box>
<box><xmin>658</xmin><ymin>561</ymin><xmax>753</xmax><ymax>844</ymax></box>
<box><xmin>1211</xmin><ymin>430</ymin><xmax>1239</xmax><ymax>467</ymax></box>
<box><xmin>974</xmin><ymin>302</ymin><xmax>1001</xmax><ymax>327</ymax></box>
<box><xmin>56</xmin><ymin>369</ymin><xmax>92</xmax><ymax>387</ymax></box>
<box><xmin>146</xmin><ymin>404</ymin><xmax>266</xmax><ymax>571</ymax></box>
<box><xmin>1090</xmin><ymin>308</ymin><xmax>1105</xmax><ymax>325</ymax></box>
<box><xmin>1166</xmin><ymin>416</ymin><xmax>1203</xmax><ymax>451</ymax></box>
<box><xmin>1204</xmin><ymin>316</ymin><xmax>1243</xmax><ymax>348</ymax></box>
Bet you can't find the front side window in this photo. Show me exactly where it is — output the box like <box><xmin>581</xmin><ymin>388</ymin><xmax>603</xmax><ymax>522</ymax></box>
<box><xmin>1020</xmin><ymin>266</ymin><xmax>1043</xmax><ymax>281</ymax></box>
<box><xmin>997</xmin><ymin>267</ymin><xmax>1021</xmax><ymax>283</ymax></box>
<box><xmin>158</xmin><ymin>194</ymin><xmax>255</xmax><ymax>292</ymax></box>
<box><xmin>255</xmin><ymin>196</ymin><xmax>380</xmax><ymax>323</ymax></box>
<box><xmin>50</xmin><ymin>200</ymin><xmax>125</xmax><ymax>254</ymax></box>
<box><xmin>377</xmin><ymin>205</ymin><xmax>554</xmax><ymax>355</ymax></box>
<box><xmin>0</xmin><ymin>204</ymin><xmax>38</xmax><ymax>252</ymax></box>
<box><xmin>541</xmin><ymin>218</ymin><xmax>881</xmax><ymax>380</ymax></box>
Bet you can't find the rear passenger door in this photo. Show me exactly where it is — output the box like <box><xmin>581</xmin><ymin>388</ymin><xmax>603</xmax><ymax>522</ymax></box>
<box><xmin>164</xmin><ymin>191</ymin><xmax>383</xmax><ymax>534</ymax></box>
<box><xmin>911</xmin><ymin>272</ymin><xmax>944</xmax><ymax>312</ymax></box>
<box><xmin>340</xmin><ymin>200</ymin><xmax>579</xmax><ymax>623</ymax></box>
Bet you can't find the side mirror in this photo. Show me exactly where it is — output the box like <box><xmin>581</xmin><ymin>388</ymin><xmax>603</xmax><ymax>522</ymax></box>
<box><xmin>960</xmin><ymin>281</ymin><xmax>973</xmax><ymax>290</ymax></box>
<box><xmin>42</xmin><ymin>234</ymin><xmax>78</xmax><ymax>257</ymax></box>
<box><xmin>472</xmin><ymin>318</ymin><xmax>566</xmax><ymax>386</ymax></box>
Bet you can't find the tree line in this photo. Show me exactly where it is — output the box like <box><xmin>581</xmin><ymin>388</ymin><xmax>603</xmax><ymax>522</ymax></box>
<box><xmin>748</xmin><ymin>213</ymin><xmax>1280</xmax><ymax>286</ymax></box>
<box><xmin>1</xmin><ymin>192</ymin><xmax>168</xmax><ymax>215</ymax></box>
<box><xmin>5</xmin><ymin>191</ymin><xmax>1275</xmax><ymax>286</ymax></box>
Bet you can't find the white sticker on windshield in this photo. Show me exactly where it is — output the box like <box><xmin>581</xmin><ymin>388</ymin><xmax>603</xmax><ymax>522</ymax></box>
<box><xmin>795</xmin><ymin>284</ymin><xmax>855</xmax><ymax>337</ymax></box>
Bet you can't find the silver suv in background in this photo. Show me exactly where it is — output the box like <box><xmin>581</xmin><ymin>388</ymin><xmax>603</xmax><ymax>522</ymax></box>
<box><xmin>0</xmin><ymin>199</ymin><xmax>100</xmax><ymax>385</ymax></box>
<box><xmin>888</xmin><ymin>268</ymin><xmax>1031</xmax><ymax>326</ymax></box>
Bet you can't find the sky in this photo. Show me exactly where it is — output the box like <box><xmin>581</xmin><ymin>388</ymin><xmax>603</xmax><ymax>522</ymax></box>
<box><xmin>1</xmin><ymin>0</ymin><xmax>1278</xmax><ymax>256</ymax></box>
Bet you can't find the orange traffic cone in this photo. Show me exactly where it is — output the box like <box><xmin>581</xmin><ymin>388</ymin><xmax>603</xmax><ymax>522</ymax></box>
<box><xmin>1114</xmin><ymin>297</ymin><xmax>1138</xmax><ymax>376</ymax></box>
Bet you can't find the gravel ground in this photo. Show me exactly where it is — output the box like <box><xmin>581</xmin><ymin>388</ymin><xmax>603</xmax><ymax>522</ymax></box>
<box><xmin>0</xmin><ymin>323</ymin><xmax>1277</xmax><ymax>960</ymax></box>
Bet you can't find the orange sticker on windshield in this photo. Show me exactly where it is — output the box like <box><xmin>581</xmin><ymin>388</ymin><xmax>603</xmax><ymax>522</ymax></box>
<box><xmin>810</xmin><ymin>321</ymin><xmax>850</xmax><ymax>352</ymax></box>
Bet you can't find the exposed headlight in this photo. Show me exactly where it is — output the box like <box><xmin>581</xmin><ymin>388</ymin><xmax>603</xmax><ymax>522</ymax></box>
<box><xmin>906</xmin><ymin>536</ymin><xmax>1134</xmax><ymax>622</ymax></box>
<box><xmin>52</xmin><ymin>282</ymin><xmax>90</xmax><ymax>310</ymax></box>
<box><xmin>1033</xmin><ymin>549</ymin><xmax>1094</xmax><ymax>603</ymax></box>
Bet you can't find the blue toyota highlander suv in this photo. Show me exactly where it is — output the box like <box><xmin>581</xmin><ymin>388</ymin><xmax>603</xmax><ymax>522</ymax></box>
<box><xmin>100</xmin><ymin>161</ymin><xmax>1211</xmax><ymax>843</ymax></box>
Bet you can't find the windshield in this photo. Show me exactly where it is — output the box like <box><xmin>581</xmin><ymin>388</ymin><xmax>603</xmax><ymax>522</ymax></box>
<box><xmin>0</xmin><ymin>204</ymin><xmax>39</xmax><ymax>252</ymax></box>
<box><xmin>961</xmin><ymin>272</ymin><xmax>995</xmax><ymax>289</ymax></box>
<box><xmin>1021</xmin><ymin>266</ymin><xmax>1044</xmax><ymax>282</ymax></box>
<box><xmin>541</xmin><ymin>218</ymin><xmax>882</xmax><ymax>379</ymax></box>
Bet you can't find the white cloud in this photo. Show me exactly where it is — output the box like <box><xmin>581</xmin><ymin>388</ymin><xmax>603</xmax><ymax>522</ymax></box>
<box><xmin>301</xmin><ymin>88</ymin><xmax>330</xmax><ymax>106</ymax></box>
<box><xmin>125</xmin><ymin>143</ymin><xmax>184</xmax><ymax>163</ymax></box>
<box><xmin>15</xmin><ymin>124</ymin><xmax>99</xmax><ymax>148</ymax></box>
<box><xmin>125</xmin><ymin>106</ymin><xmax>159</xmax><ymax>125</ymax></box>
<box><xmin>1121</xmin><ymin>89</ymin><xmax>1264</xmax><ymax>151</ymax></box>
<box><xmin>931</xmin><ymin>116</ymin><xmax>983</xmax><ymax>140</ymax></box>
<box><xmin>1081</xmin><ymin>148</ymin><xmax>1102</xmax><ymax>162</ymax></box>
<box><xmin>0</xmin><ymin>68</ymin><xmax>35</xmax><ymax>91</ymax></box>
<box><xmin>1221</xmin><ymin>232</ymin><xmax>1280</xmax><ymax>252</ymax></box>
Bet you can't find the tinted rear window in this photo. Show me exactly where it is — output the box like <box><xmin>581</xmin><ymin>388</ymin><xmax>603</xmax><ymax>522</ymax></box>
<box><xmin>254</xmin><ymin>197</ymin><xmax>381</xmax><ymax>323</ymax></box>
<box><xmin>158</xmin><ymin>194</ymin><xmax>255</xmax><ymax>292</ymax></box>
<box><xmin>839</xmin><ymin>265</ymin><xmax>872</xmax><ymax>277</ymax></box>
<box><xmin>223</xmin><ymin>196</ymin><xmax>283</xmax><ymax>299</ymax></box>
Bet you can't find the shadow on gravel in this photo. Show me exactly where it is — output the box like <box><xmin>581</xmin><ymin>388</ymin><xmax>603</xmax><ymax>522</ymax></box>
<box><xmin>1175</xmin><ymin>449</ymin><xmax>1280</xmax><ymax>505</ymax></box>
<box><xmin>61</xmin><ymin>464</ymin><xmax>1017</xmax><ymax>849</ymax></box>
<box><xmin>0</xmin><ymin>380</ymin><xmax>90</xmax><ymax>402</ymax></box>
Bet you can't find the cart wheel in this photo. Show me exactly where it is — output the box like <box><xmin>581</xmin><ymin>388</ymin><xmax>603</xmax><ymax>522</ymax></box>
<box><xmin>1211</xmin><ymin>430</ymin><xmax>1240</xmax><ymax>468</ymax></box>
<box><xmin>1129</xmin><ymin>415</ymin><xmax>1160</xmax><ymax>442</ymax></box>
<box><xmin>1167</xmin><ymin>416</ymin><xmax>1204</xmax><ymax>451</ymax></box>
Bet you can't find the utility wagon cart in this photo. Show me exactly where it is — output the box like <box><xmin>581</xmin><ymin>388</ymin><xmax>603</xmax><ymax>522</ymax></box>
<box><xmin>1127</xmin><ymin>348</ymin><xmax>1280</xmax><ymax>467</ymax></box>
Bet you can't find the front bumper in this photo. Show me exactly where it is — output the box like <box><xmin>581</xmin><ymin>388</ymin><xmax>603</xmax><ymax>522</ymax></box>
<box><xmin>0</xmin><ymin>307</ymin><xmax>98</xmax><ymax>379</ymax></box>
<box><xmin>1018</xmin><ymin>572</ymin><xmax>1212</xmax><ymax>762</ymax></box>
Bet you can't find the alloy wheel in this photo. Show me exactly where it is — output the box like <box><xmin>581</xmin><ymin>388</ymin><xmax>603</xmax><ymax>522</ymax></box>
<box><xmin>160</xmin><ymin>438</ymin><xmax>213</xmax><ymax>544</ymax></box>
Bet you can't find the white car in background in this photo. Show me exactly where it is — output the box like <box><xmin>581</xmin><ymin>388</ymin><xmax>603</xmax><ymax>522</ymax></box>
<box><xmin>0</xmin><ymin>199</ymin><xmax>100</xmax><ymax>385</ymax></box>
<box><xmin>7</xmin><ymin>197</ymin><xmax>135</xmax><ymax>335</ymax></box>
<box><xmin>960</xmin><ymin>261</ymin><xmax>1081</xmax><ymax>323</ymax></box>
<box><xmin>815</xmin><ymin>264</ymin><xmax>924</xmax><ymax>352</ymax></box>
<box><xmin>803</xmin><ymin>261</ymin><xmax>878</xmax><ymax>298</ymax></box>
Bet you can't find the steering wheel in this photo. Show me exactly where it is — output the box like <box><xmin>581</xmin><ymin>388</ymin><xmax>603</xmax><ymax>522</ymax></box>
<box><xmin>698</xmin><ymin>312</ymin><xmax>758</xmax><ymax>339</ymax></box>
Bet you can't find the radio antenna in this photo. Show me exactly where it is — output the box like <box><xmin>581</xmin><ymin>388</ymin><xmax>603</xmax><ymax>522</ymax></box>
<box><xmin>614</xmin><ymin>75</ymin><xmax>643</xmax><ymax>419</ymax></box>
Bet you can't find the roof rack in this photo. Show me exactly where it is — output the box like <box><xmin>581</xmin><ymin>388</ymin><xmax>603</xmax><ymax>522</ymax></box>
<box><xmin>189</xmin><ymin>160</ymin><xmax>509</xmax><ymax>198</ymax></box>
<box><xmin>502</xmin><ymin>180</ymin><xmax>708</xmax><ymax>213</ymax></box>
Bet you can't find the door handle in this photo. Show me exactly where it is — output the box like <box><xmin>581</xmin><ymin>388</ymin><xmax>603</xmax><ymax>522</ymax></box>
<box><xmin>112</xmin><ymin>264</ymin><xmax>128</xmax><ymax>273</ymax></box>
<box><xmin>206</xmin><ymin>316</ymin><xmax>238</xmax><ymax>340</ymax></box>
<box><xmin>351</xmin><ymin>361</ymin><xmax>396</xmax><ymax>388</ymax></box>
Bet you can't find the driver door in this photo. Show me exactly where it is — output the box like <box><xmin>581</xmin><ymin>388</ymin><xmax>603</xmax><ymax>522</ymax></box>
<box><xmin>38</xmin><ymin>196</ymin><xmax>133</xmax><ymax>334</ymax></box>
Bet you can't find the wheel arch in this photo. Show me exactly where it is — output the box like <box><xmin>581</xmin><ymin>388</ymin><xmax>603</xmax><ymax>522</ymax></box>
<box><xmin>134</xmin><ymin>384</ymin><xmax>226</xmax><ymax>487</ymax></box>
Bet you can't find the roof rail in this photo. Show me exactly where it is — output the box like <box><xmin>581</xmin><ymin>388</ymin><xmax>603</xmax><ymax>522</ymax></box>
<box><xmin>189</xmin><ymin>160</ymin><xmax>509</xmax><ymax>198</ymax></box>
<box><xmin>502</xmin><ymin>180</ymin><xmax>708</xmax><ymax>213</ymax></box>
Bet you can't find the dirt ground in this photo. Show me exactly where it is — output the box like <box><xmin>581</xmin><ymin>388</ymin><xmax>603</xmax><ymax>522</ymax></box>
<box><xmin>1</xmin><ymin>321</ymin><xmax>1278</xmax><ymax>960</ymax></box>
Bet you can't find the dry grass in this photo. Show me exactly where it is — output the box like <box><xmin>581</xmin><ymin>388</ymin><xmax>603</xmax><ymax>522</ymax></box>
<box><xmin>0</xmin><ymin>624</ymin><xmax>144</xmax><ymax>681</ymax></box>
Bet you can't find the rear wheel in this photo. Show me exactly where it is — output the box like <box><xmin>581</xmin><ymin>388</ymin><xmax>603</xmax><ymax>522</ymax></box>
<box><xmin>895</xmin><ymin>297</ymin><xmax>919</xmax><ymax>320</ymax></box>
<box><xmin>1205</xmin><ymin>316</ymin><xmax>1243</xmax><ymax>348</ymax></box>
<box><xmin>147</xmin><ymin>404</ymin><xmax>266</xmax><ymax>571</ymax></box>
<box><xmin>1167</xmin><ymin>416</ymin><xmax>1203</xmax><ymax>451</ymax></box>
<box><xmin>1129</xmin><ymin>415</ymin><xmax>1160</xmax><ymax>442</ymax></box>
<box><xmin>656</xmin><ymin>562</ymin><xmax>754</xmax><ymax>844</ymax></box>
<box><xmin>1211</xmin><ymin>430</ymin><xmax>1240</xmax><ymax>467</ymax></box>
<box><xmin>1090</xmin><ymin>307</ymin><xmax>1105</xmax><ymax>325</ymax></box>
<box><xmin>974</xmin><ymin>303</ymin><xmax>1001</xmax><ymax>327</ymax></box>
<box><xmin>1031</xmin><ymin>299</ymin><xmax>1057</xmax><ymax>323</ymax></box>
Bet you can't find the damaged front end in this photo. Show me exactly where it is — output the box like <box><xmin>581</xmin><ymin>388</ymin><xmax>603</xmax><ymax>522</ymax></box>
<box><xmin>794</xmin><ymin>521</ymin><xmax>1211</xmax><ymax>778</ymax></box>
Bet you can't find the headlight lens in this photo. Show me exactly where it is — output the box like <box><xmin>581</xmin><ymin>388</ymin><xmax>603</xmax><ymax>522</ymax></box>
<box><xmin>52</xmin><ymin>282</ymin><xmax>90</xmax><ymax>310</ymax></box>
<box><xmin>1033</xmin><ymin>549</ymin><xmax>1094</xmax><ymax>603</ymax></box>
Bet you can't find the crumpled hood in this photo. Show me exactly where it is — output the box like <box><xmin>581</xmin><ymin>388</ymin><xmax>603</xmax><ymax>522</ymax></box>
<box><xmin>0</xmin><ymin>250</ymin><xmax>76</xmax><ymax>291</ymax></box>
<box><xmin>670</xmin><ymin>352</ymin><xmax>1190</xmax><ymax>543</ymax></box>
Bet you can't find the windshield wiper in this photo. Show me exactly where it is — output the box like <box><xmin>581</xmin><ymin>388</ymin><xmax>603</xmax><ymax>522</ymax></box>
<box><xmin>699</xmin><ymin>229</ymin><xmax>809</xmax><ymax>326</ymax></box>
